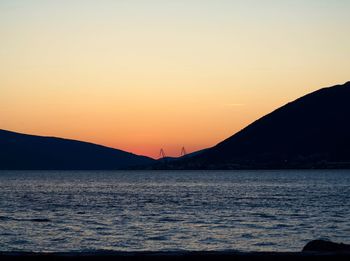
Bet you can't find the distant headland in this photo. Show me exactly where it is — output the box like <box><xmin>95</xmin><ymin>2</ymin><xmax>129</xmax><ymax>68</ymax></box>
<box><xmin>0</xmin><ymin>129</ymin><xmax>155</xmax><ymax>170</ymax></box>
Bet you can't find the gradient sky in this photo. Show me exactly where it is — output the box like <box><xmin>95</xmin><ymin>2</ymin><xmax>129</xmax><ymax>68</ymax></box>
<box><xmin>1</xmin><ymin>0</ymin><xmax>350</xmax><ymax>158</ymax></box>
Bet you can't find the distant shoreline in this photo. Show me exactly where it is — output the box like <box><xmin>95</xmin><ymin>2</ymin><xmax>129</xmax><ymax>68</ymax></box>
<box><xmin>1</xmin><ymin>167</ymin><xmax>350</xmax><ymax>170</ymax></box>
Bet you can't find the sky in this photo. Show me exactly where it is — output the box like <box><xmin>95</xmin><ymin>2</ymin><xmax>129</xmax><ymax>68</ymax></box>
<box><xmin>1</xmin><ymin>0</ymin><xmax>349</xmax><ymax>158</ymax></box>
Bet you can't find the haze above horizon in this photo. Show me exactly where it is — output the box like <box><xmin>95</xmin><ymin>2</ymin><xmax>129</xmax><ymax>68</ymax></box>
<box><xmin>1</xmin><ymin>0</ymin><xmax>350</xmax><ymax>158</ymax></box>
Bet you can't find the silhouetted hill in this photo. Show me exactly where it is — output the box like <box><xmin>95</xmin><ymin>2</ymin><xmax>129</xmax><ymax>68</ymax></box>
<box><xmin>0</xmin><ymin>130</ymin><xmax>155</xmax><ymax>170</ymax></box>
<box><xmin>169</xmin><ymin>81</ymin><xmax>350</xmax><ymax>169</ymax></box>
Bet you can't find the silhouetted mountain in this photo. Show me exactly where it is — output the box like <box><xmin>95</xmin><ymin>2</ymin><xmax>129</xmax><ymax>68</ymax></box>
<box><xmin>169</xmin><ymin>81</ymin><xmax>350</xmax><ymax>169</ymax></box>
<box><xmin>0</xmin><ymin>130</ymin><xmax>155</xmax><ymax>170</ymax></box>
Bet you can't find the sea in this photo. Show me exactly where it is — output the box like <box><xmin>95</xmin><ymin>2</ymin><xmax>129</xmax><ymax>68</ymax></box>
<box><xmin>0</xmin><ymin>170</ymin><xmax>349</xmax><ymax>253</ymax></box>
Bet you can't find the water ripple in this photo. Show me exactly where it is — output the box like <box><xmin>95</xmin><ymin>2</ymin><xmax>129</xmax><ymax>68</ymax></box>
<box><xmin>0</xmin><ymin>170</ymin><xmax>349</xmax><ymax>252</ymax></box>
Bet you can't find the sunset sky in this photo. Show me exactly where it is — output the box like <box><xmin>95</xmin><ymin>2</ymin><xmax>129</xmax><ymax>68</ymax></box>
<box><xmin>1</xmin><ymin>0</ymin><xmax>350</xmax><ymax>158</ymax></box>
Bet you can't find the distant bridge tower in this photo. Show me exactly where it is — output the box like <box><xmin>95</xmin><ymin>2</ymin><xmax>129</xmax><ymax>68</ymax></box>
<box><xmin>180</xmin><ymin>146</ymin><xmax>187</xmax><ymax>157</ymax></box>
<box><xmin>159</xmin><ymin>148</ymin><xmax>166</xmax><ymax>159</ymax></box>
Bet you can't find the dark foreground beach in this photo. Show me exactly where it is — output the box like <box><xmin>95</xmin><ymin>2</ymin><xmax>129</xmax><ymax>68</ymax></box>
<box><xmin>2</xmin><ymin>240</ymin><xmax>350</xmax><ymax>261</ymax></box>
<box><xmin>1</xmin><ymin>251</ymin><xmax>350</xmax><ymax>261</ymax></box>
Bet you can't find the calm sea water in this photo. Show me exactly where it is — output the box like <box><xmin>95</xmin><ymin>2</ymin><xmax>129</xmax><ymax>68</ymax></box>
<box><xmin>0</xmin><ymin>170</ymin><xmax>349</xmax><ymax>252</ymax></box>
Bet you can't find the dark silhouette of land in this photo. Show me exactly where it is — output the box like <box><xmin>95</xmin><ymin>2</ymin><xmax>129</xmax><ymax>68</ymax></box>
<box><xmin>158</xmin><ymin>81</ymin><xmax>350</xmax><ymax>169</ymax></box>
<box><xmin>2</xmin><ymin>81</ymin><xmax>350</xmax><ymax>170</ymax></box>
<box><xmin>1</xmin><ymin>240</ymin><xmax>350</xmax><ymax>261</ymax></box>
<box><xmin>0</xmin><ymin>130</ymin><xmax>155</xmax><ymax>170</ymax></box>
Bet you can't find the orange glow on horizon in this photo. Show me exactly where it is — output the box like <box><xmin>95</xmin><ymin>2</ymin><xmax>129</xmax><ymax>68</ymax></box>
<box><xmin>1</xmin><ymin>1</ymin><xmax>350</xmax><ymax>158</ymax></box>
